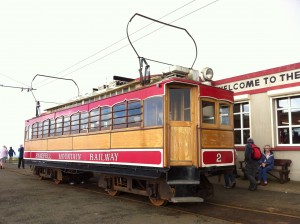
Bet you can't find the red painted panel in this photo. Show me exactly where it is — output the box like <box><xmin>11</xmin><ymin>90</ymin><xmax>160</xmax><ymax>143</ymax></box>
<box><xmin>213</xmin><ymin>62</ymin><xmax>300</xmax><ymax>85</ymax></box>
<box><xmin>24</xmin><ymin>149</ymin><xmax>163</xmax><ymax>167</ymax></box>
<box><xmin>200</xmin><ymin>85</ymin><xmax>234</xmax><ymax>102</ymax></box>
<box><xmin>202</xmin><ymin>150</ymin><xmax>234</xmax><ymax>165</ymax></box>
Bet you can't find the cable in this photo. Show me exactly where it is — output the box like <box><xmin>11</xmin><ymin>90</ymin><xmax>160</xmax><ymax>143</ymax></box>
<box><xmin>0</xmin><ymin>72</ymin><xmax>30</xmax><ymax>87</ymax></box>
<box><xmin>34</xmin><ymin>0</ymin><xmax>198</xmax><ymax>88</ymax></box>
<box><xmin>36</xmin><ymin>0</ymin><xmax>220</xmax><ymax>89</ymax></box>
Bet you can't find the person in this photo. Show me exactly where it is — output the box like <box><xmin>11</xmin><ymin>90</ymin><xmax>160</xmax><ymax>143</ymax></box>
<box><xmin>224</xmin><ymin>149</ymin><xmax>237</xmax><ymax>189</ymax></box>
<box><xmin>18</xmin><ymin>144</ymin><xmax>25</xmax><ymax>169</ymax></box>
<box><xmin>8</xmin><ymin>146</ymin><xmax>16</xmax><ymax>162</ymax></box>
<box><xmin>244</xmin><ymin>137</ymin><xmax>259</xmax><ymax>191</ymax></box>
<box><xmin>257</xmin><ymin>145</ymin><xmax>274</xmax><ymax>186</ymax></box>
<box><xmin>0</xmin><ymin>145</ymin><xmax>9</xmax><ymax>169</ymax></box>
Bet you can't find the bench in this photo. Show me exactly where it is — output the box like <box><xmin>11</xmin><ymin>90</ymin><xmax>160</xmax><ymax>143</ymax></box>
<box><xmin>239</xmin><ymin>159</ymin><xmax>292</xmax><ymax>184</ymax></box>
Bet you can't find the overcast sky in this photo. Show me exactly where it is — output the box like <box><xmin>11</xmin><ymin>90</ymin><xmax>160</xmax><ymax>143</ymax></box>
<box><xmin>0</xmin><ymin>0</ymin><xmax>299</xmax><ymax>150</ymax></box>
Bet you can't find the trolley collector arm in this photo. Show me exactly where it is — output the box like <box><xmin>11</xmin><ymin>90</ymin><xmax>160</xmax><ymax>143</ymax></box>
<box><xmin>126</xmin><ymin>13</ymin><xmax>198</xmax><ymax>85</ymax></box>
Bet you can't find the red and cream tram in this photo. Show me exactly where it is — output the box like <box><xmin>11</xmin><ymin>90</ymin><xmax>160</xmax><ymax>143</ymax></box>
<box><xmin>24</xmin><ymin>14</ymin><xmax>235</xmax><ymax>206</ymax></box>
<box><xmin>24</xmin><ymin>65</ymin><xmax>234</xmax><ymax>206</ymax></box>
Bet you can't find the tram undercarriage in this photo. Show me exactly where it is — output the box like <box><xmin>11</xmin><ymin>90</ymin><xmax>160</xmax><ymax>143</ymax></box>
<box><xmin>31</xmin><ymin>164</ymin><xmax>214</xmax><ymax>206</ymax></box>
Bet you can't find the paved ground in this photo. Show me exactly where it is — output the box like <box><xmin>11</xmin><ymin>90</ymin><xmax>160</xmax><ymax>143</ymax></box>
<box><xmin>1</xmin><ymin>162</ymin><xmax>300</xmax><ymax>224</ymax></box>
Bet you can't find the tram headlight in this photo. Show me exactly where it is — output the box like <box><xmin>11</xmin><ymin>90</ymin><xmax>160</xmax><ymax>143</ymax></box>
<box><xmin>200</xmin><ymin>67</ymin><xmax>214</xmax><ymax>81</ymax></box>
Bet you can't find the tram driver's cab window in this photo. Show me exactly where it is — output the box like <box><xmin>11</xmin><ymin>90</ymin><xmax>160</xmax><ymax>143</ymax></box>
<box><xmin>220</xmin><ymin>103</ymin><xmax>230</xmax><ymax>125</ymax></box>
<box><xmin>202</xmin><ymin>101</ymin><xmax>215</xmax><ymax>124</ymax></box>
<box><xmin>144</xmin><ymin>96</ymin><xmax>163</xmax><ymax>126</ymax></box>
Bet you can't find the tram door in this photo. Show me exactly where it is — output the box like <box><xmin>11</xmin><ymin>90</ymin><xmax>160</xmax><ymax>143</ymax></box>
<box><xmin>167</xmin><ymin>85</ymin><xmax>197</xmax><ymax>166</ymax></box>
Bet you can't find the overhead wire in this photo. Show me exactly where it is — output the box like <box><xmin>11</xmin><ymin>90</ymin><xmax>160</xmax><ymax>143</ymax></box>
<box><xmin>34</xmin><ymin>0</ymin><xmax>198</xmax><ymax>88</ymax></box>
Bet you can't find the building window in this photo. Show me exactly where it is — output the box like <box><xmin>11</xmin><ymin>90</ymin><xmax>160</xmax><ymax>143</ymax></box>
<box><xmin>234</xmin><ymin>102</ymin><xmax>250</xmax><ymax>145</ymax></box>
<box><xmin>144</xmin><ymin>96</ymin><xmax>163</xmax><ymax>126</ymax></box>
<box><xmin>276</xmin><ymin>96</ymin><xmax>300</xmax><ymax>145</ymax></box>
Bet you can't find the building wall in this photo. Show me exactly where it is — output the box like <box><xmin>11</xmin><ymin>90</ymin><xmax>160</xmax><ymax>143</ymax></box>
<box><xmin>214</xmin><ymin>62</ymin><xmax>300</xmax><ymax>181</ymax></box>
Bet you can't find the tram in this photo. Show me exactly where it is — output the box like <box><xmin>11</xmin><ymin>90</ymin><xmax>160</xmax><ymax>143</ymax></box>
<box><xmin>24</xmin><ymin>14</ymin><xmax>235</xmax><ymax>206</ymax></box>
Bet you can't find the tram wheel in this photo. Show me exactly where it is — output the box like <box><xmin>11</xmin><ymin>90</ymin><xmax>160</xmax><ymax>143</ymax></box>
<box><xmin>54</xmin><ymin>179</ymin><xmax>62</xmax><ymax>185</ymax></box>
<box><xmin>107</xmin><ymin>189</ymin><xmax>120</xmax><ymax>197</ymax></box>
<box><xmin>149</xmin><ymin>197</ymin><xmax>168</xmax><ymax>206</ymax></box>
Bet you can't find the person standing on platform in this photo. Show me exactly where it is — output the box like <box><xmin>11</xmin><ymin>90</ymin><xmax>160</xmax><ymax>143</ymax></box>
<box><xmin>18</xmin><ymin>144</ymin><xmax>25</xmax><ymax>169</ymax></box>
<box><xmin>0</xmin><ymin>145</ymin><xmax>8</xmax><ymax>169</ymax></box>
<box><xmin>244</xmin><ymin>138</ymin><xmax>259</xmax><ymax>191</ymax></box>
<box><xmin>8</xmin><ymin>147</ymin><xmax>16</xmax><ymax>162</ymax></box>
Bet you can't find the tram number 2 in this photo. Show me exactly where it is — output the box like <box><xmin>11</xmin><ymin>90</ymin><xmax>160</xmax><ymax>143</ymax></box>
<box><xmin>216</xmin><ymin>153</ymin><xmax>222</xmax><ymax>163</ymax></box>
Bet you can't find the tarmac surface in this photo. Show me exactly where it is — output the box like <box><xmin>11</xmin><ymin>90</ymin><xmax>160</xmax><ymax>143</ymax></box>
<box><xmin>1</xmin><ymin>161</ymin><xmax>300</xmax><ymax>223</ymax></box>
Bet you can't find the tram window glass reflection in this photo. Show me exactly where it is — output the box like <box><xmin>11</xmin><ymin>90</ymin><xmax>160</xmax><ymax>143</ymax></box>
<box><xmin>71</xmin><ymin>113</ymin><xmax>79</xmax><ymax>134</ymax></box>
<box><xmin>63</xmin><ymin>116</ymin><xmax>70</xmax><ymax>135</ymax></box>
<box><xmin>169</xmin><ymin>88</ymin><xmax>190</xmax><ymax>121</ymax></box>
<box><xmin>276</xmin><ymin>96</ymin><xmax>300</xmax><ymax>145</ymax></box>
<box><xmin>80</xmin><ymin>112</ymin><xmax>89</xmax><ymax>133</ymax></box>
<box><xmin>32</xmin><ymin>123</ymin><xmax>38</xmax><ymax>139</ymax></box>
<box><xmin>144</xmin><ymin>96</ymin><xmax>163</xmax><ymax>126</ymax></box>
<box><xmin>101</xmin><ymin>107</ymin><xmax>112</xmax><ymax>130</ymax></box>
<box><xmin>55</xmin><ymin>117</ymin><xmax>63</xmax><ymax>136</ymax></box>
<box><xmin>202</xmin><ymin>101</ymin><xmax>215</xmax><ymax>124</ymax></box>
<box><xmin>128</xmin><ymin>101</ymin><xmax>142</xmax><ymax>127</ymax></box>
<box><xmin>90</xmin><ymin>108</ymin><xmax>100</xmax><ymax>132</ymax></box>
<box><xmin>43</xmin><ymin>119</ymin><xmax>49</xmax><ymax>137</ymax></box>
<box><xmin>38</xmin><ymin>122</ymin><xmax>42</xmax><ymax>138</ymax></box>
<box><xmin>113</xmin><ymin>103</ymin><xmax>126</xmax><ymax>129</ymax></box>
<box><xmin>49</xmin><ymin>119</ymin><xmax>55</xmax><ymax>137</ymax></box>
<box><xmin>220</xmin><ymin>103</ymin><xmax>230</xmax><ymax>125</ymax></box>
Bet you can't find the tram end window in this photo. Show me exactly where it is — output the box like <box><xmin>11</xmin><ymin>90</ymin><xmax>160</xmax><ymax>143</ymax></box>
<box><xmin>144</xmin><ymin>97</ymin><xmax>163</xmax><ymax>127</ymax></box>
<box><xmin>202</xmin><ymin>101</ymin><xmax>215</xmax><ymax>124</ymax></box>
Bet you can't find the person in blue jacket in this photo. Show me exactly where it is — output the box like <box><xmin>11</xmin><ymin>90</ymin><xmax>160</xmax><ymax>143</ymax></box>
<box><xmin>257</xmin><ymin>145</ymin><xmax>274</xmax><ymax>186</ymax></box>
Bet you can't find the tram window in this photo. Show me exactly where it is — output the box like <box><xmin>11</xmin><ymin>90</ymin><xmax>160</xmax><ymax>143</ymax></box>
<box><xmin>202</xmin><ymin>101</ymin><xmax>215</xmax><ymax>124</ymax></box>
<box><xmin>101</xmin><ymin>107</ymin><xmax>111</xmax><ymax>130</ymax></box>
<box><xmin>27</xmin><ymin>126</ymin><xmax>32</xmax><ymax>140</ymax></box>
<box><xmin>55</xmin><ymin>117</ymin><xmax>63</xmax><ymax>136</ymax></box>
<box><xmin>42</xmin><ymin>119</ymin><xmax>50</xmax><ymax>137</ymax></box>
<box><xmin>128</xmin><ymin>101</ymin><xmax>142</xmax><ymax>127</ymax></box>
<box><xmin>32</xmin><ymin>123</ymin><xmax>38</xmax><ymax>139</ymax></box>
<box><xmin>169</xmin><ymin>88</ymin><xmax>190</xmax><ymax>121</ymax></box>
<box><xmin>90</xmin><ymin>108</ymin><xmax>100</xmax><ymax>132</ymax></box>
<box><xmin>49</xmin><ymin>119</ymin><xmax>55</xmax><ymax>137</ymax></box>
<box><xmin>144</xmin><ymin>97</ymin><xmax>163</xmax><ymax>126</ymax></box>
<box><xmin>38</xmin><ymin>122</ymin><xmax>42</xmax><ymax>138</ymax></box>
<box><xmin>63</xmin><ymin>116</ymin><xmax>70</xmax><ymax>135</ymax></box>
<box><xmin>220</xmin><ymin>103</ymin><xmax>230</xmax><ymax>125</ymax></box>
<box><xmin>71</xmin><ymin>113</ymin><xmax>80</xmax><ymax>134</ymax></box>
<box><xmin>80</xmin><ymin>111</ymin><xmax>89</xmax><ymax>133</ymax></box>
<box><xmin>113</xmin><ymin>103</ymin><xmax>126</xmax><ymax>129</ymax></box>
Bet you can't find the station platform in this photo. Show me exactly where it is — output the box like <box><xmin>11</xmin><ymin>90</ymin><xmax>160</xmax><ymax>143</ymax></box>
<box><xmin>208</xmin><ymin>173</ymin><xmax>300</xmax><ymax>195</ymax></box>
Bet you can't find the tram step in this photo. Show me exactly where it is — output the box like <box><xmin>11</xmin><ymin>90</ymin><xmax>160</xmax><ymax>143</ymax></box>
<box><xmin>167</xmin><ymin>180</ymin><xmax>200</xmax><ymax>185</ymax></box>
<box><xmin>170</xmin><ymin>197</ymin><xmax>204</xmax><ymax>203</ymax></box>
